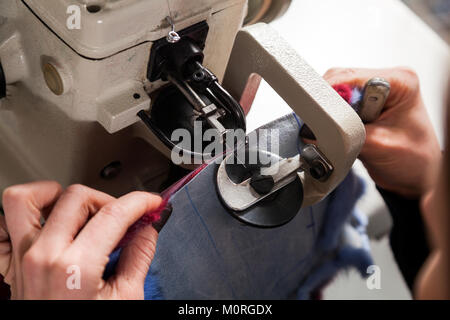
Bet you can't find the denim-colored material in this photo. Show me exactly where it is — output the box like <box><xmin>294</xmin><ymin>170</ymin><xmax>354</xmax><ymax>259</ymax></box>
<box><xmin>105</xmin><ymin>113</ymin><xmax>372</xmax><ymax>299</ymax></box>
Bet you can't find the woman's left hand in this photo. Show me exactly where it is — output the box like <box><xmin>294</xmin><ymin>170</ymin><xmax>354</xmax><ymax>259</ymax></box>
<box><xmin>0</xmin><ymin>181</ymin><xmax>162</xmax><ymax>300</ymax></box>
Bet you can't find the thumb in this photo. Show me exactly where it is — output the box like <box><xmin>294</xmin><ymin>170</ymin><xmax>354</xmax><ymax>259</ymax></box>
<box><xmin>113</xmin><ymin>224</ymin><xmax>159</xmax><ymax>288</ymax></box>
<box><xmin>323</xmin><ymin>67</ymin><xmax>420</xmax><ymax>111</ymax></box>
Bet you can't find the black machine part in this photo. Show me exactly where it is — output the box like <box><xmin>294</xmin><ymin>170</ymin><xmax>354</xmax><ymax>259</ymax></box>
<box><xmin>216</xmin><ymin>144</ymin><xmax>333</xmax><ymax>228</ymax></box>
<box><xmin>142</xmin><ymin>86</ymin><xmax>242</xmax><ymax>160</ymax></box>
<box><xmin>147</xmin><ymin>21</ymin><xmax>209</xmax><ymax>82</ymax></box>
<box><xmin>227</xmin><ymin>178</ymin><xmax>303</xmax><ymax>228</ymax></box>
<box><xmin>220</xmin><ymin>148</ymin><xmax>304</xmax><ymax>228</ymax></box>
<box><xmin>139</xmin><ymin>21</ymin><xmax>247</xmax><ymax>159</ymax></box>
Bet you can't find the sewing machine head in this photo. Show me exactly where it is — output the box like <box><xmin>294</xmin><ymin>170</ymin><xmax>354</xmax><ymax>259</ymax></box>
<box><xmin>0</xmin><ymin>0</ymin><xmax>255</xmax><ymax>194</ymax></box>
<box><xmin>0</xmin><ymin>0</ymin><xmax>365</xmax><ymax>227</ymax></box>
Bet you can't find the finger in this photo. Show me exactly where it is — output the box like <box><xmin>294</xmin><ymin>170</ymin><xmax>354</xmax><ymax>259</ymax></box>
<box><xmin>323</xmin><ymin>67</ymin><xmax>420</xmax><ymax>110</ymax></box>
<box><xmin>113</xmin><ymin>224</ymin><xmax>158</xmax><ymax>288</ymax></box>
<box><xmin>0</xmin><ymin>214</ymin><xmax>11</xmax><ymax>277</ymax></box>
<box><xmin>2</xmin><ymin>181</ymin><xmax>62</xmax><ymax>254</ymax></box>
<box><xmin>37</xmin><ymin>184</ymin><xmax>115</xmax><ymax>252</ymax></box>
<box><xmin>73</xmin><ymin>192</ymin><xmax>162</xmax><ymax>260</ymax></box>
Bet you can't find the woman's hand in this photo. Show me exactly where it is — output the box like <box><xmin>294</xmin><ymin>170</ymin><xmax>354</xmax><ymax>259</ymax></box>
<box><xmin>323</xmin><ymin>67</ymin><xmax>442</xmax><ymax>198</ymax></box>
<box><xmin>0</xmin><ymin>181</ymin><xmax>162</xmax><ymax>299</ymax></box>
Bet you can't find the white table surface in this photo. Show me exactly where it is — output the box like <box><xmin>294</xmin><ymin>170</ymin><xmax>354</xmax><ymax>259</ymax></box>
<box><xmin>246</xmin><ymin>0</ymin><xmax>449</xmax><ymax>299</ymax></box>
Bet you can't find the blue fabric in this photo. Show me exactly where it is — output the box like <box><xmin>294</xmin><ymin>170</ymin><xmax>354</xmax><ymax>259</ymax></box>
<box><xmin>105</xmin><ymin>113</ymin><xmax>373</xmax><ymax>299</ymax></box>
<box><xmin>296</xmin><ymin>172</ymin><xmax>373</xmax><ymax>299</ymax></box>
<box><xmin>351</xmin><ymin>87</ymin><xmax>363</xmax><ymax>108</ymax></box>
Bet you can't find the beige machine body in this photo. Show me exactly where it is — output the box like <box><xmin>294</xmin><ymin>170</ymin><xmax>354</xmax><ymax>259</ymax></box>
<box><xmin>0</xmin><ymin>0</ymin><xmax>365</xmax><ymax>206</ymax></box>
<box><xmin>0</xmin><ymin>0</ymin><xmax>248</xmax><ymax>196</ymax></box>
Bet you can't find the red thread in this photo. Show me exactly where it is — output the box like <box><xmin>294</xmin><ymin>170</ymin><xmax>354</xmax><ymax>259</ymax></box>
<box><xmin>118</xmin><ymin>163</ymin><xmax>208</xmax><ymax>249</ymax></box>
<box><xmin>332</xmin><ymin>84</ymin><xmax>353</xmax><ymax>104</ymax></box>
<box><xmin>117</xmin><ymin>198</ymin><xmax>169</xmax><ymax>248</ymax></box>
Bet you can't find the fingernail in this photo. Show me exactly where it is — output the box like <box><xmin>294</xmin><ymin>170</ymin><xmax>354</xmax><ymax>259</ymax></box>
<box><xmin>152</xmin><ymin>202</ymin><xmax>173</xmax><ymax>233</ymax></box>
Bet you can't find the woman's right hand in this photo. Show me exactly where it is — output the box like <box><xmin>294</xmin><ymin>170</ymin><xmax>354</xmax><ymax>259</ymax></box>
<box><xmin>323</xmin><ymin>67</ymin><xmax>442</xmax><ymax>198</ymax></box>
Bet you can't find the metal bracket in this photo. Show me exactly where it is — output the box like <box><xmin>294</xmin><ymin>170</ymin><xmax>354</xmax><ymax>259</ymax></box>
<box><xmin>217</xmin><ymin>144</ymin><xmax>333</xmax><ymax>212</ymax></box>
<box><xmin>222</xmin><ymin>23</ymin><xmax>365</xmax><ymax>206</ymax></box>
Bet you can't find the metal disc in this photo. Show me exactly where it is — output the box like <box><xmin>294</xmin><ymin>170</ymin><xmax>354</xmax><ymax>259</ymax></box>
<box><xmin>217</xmin><ymin>148</ymin><xmax>303</xmax><ymax>228</ymax></box>
<box><xmin>227</xmin><ymin>177</ymin><xmax>303</xmax><ymax>228</ymax></box>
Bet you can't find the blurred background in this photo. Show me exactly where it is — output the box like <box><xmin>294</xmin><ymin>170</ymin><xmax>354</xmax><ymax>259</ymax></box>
<box><xmin>247</xmin><ymin>0</ymin><xmax>449</xmax><ymax>299</ymax></box>
<box><xmin>402</xmin><ymin>0</ymin><xmax>450</xmax><ymax>43</ymax></box>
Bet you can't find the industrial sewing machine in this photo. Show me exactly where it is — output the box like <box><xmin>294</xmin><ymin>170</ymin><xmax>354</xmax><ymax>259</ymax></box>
<box><xmin>0</xmin><ymin>0</ymin><xmax>366</xmax><ymax>226</ymax></box>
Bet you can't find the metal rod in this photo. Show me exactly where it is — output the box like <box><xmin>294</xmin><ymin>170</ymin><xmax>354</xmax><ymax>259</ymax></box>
<box><xmin>166</xmin><ymin>74</ymin><xmax>206</xmax><ymax>112</ymax></box>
